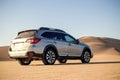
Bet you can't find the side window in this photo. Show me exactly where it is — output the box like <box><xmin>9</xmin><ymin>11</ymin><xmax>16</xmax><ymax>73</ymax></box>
<box><xmin>55</xmin><ymin>33</ymin><xmax>65</xmax><ymax>41</ymax></box>
<box><xmin>41</xmin><ymin>32</ymin><xmax>65</xmax><ymax>41</ymax></box>
<box><xmin>41</xmin><ymin>32</ymin><xmax>56</xmax><ymax>39</ymax></box>
<box><xmin>64</xmin><ymin>35</ymin><xmax>76</xmax><ymax>43</ymax></box>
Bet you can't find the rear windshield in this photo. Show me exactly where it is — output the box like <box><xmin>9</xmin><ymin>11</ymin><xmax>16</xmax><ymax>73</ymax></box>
<box><xmin>16</xmin><ymin>30</ymin><xmax>37</xmax><ymax>39</ymax></box>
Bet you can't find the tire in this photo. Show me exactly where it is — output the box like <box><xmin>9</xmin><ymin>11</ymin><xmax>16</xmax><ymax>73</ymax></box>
<box><xmin>58</xmin><ymin>58</ymin><xmax>67</xmax><ymax>63</ymax></box>
<box><xmin>81</xmin><ymin>50</ymin><xmax>91</xmax><ymax>63</ymax></box>
<box><xmin>18</xmin><ymin>58</ymin><xmax>31</xmax><ymax>65</ymax></box>
<box><xmin>42</xmin><ymin>49</ymin><xmax>57</xmax><ymax>65</ymax></box>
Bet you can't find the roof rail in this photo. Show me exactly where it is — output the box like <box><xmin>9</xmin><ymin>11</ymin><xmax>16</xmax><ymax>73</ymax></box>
<box><xmin>39</xmin><ymin>27</ymin><xmax>65</xmax><ymax>33</ymax></box>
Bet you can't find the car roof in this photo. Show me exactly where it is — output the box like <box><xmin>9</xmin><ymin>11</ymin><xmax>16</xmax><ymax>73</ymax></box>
<box><xmin>17</xmin><ymin>27</ymin><xmax>67</xmax><ymax>37</ymax></box>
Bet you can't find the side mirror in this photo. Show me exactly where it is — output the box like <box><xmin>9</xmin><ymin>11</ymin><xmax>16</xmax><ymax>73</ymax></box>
<box><xmin>75</xmin><ymin>39</ymin><xmax>80</xmax><ymax>44</ymax></box>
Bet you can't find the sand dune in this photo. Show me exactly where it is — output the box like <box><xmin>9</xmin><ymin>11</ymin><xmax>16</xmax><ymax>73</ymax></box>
<box><xmin>80</xmin><ymin>36</ymin><xmax>120</xmax><ymax>55</ymax></box>
<box><xmin>0</xmin><ymin>46</ymin><xmax>13</xmax><ymax>61</ymax></box>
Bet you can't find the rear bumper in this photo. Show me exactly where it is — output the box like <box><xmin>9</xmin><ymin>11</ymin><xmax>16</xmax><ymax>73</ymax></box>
<box><xmin>9</xmin><ymin>51</ymin><xmax>28</xmax><ymax>58</ymax></box>
<box><xmin>8</xmin><ymin>51</ymin><xmax>43</xmax><ymax>59</ymax></box>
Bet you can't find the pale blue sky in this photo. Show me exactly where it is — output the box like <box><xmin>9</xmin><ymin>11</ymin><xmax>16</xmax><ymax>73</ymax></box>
<box><xmin>0</xmin><ymin>0</ymin><xmax>120</xmax><ymax>46</ymax></box>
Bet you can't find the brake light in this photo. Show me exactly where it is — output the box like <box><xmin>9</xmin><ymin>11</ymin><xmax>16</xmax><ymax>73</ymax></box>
<box><xmin>26</xmin><ymin>38</ymin><xmax>40</xmax><ymax>44</ymax></box>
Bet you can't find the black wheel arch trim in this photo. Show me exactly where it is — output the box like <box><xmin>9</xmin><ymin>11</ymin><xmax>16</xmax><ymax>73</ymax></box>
<box><xmin>82</xmin><ymin>47</ymin><xmax>92</xmax><ymax>58</ymax></box>
<box><xmin>43</xmin><ymin>44</ymin><xmax>59</xmax><ymax>58</ymax></box>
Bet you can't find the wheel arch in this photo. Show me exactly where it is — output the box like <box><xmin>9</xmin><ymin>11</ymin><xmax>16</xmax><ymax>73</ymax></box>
<box><xmin>43</xmin><ymin>44</ymin><xmax>59</xmax><ymax>58</ymax></box>
<box><xmin>82</xmin><ymin>47</ymin><xmax>92</xmax><ymax>58</ymax></box>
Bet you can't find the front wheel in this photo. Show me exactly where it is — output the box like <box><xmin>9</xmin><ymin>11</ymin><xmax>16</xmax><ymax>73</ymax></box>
<box><xmin>81</xmin><ymin>50</ymin><xmax>91</xmax><ymax>63</ymax></box>
<box><xmin>42</xmin><ymin>49</ymin><xmax>57</xmax><ymax>65</ymax></box>
<box><xmin>18</xmin><ymin>58</ymin><xmax>32</xmax><ymax>65</ymax></box>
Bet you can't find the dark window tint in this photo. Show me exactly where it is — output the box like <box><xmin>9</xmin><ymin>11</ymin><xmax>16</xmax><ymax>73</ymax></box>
<box><xmin>41</xmin><ymin>32</ymin><xmax>56</xmax><ymax>39</ymax></box>
<box><xmin>16</xmin><ymin>30</ymin><xmax>37</xmax><ymax>39</ymax></box>
<box><xmin>41</xmin><ymin>32</ymin><xmax>65</xmax><ymax>41</ymax></box>
<box><xmin>55</xmin><ymin>33</ymin><xmax>65</xmax><ymax>41</ymax></box>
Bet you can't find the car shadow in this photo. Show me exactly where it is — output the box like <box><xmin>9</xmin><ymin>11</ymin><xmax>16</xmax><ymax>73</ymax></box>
<box><xmin>30</xmin><ymin>61</ymin><xmax>120</xmax><ymax>66</ymax></box>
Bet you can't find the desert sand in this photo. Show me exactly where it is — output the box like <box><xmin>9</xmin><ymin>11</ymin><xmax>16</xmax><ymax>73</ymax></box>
<box><xmin>0</xmin><ymin>36</ymin><xmax>120</xmax><ymax>80</ymax></box>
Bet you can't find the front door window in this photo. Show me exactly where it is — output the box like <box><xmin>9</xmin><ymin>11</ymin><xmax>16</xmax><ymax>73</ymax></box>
<box><xmin>64</xmin><ymin>35</ymin><xmax>76</xmax><ymax>44</ymax></box>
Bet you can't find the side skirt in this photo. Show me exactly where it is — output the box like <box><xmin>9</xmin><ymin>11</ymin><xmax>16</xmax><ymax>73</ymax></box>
<box><xmin>58</xmin><ymin>56</ymin><xmax>81</xmax><ymax>60</ymax></box>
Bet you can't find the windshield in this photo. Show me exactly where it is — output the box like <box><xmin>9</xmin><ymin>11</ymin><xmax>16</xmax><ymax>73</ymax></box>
<box><xmin>16</xmin><ymin>30</ymin><xmax>37</xmax><ymax>39</ymax></box>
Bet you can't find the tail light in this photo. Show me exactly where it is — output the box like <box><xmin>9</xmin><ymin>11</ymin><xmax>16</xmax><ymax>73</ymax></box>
<box><xmin>26</xmin><ymin>38</ymin><xmax>40</xmax><ymax>44</ymax></box>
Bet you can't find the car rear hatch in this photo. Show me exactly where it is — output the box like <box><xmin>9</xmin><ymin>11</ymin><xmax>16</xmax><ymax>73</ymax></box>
<box><xmin>10</xmin><ymin>30</ymin><xmax>38</xmax><ymax>51</ymax></box>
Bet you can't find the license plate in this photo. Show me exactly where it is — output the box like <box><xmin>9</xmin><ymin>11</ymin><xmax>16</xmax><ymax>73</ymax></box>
<box><xmin>15</xmin><ymin>43</ymin><xmax>24</xmax><ymax>50</ymax></box>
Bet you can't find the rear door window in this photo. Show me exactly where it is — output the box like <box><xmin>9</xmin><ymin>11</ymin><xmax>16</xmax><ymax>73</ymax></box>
<box><xmin>41</xmin><ymin>32</ymin><xmax>56</xmax><ymax>39</ymax></box>
<box><xmin>41</xmin><ymin>32</ymin><xmax>65</xmax><ymax>41</ymax></box>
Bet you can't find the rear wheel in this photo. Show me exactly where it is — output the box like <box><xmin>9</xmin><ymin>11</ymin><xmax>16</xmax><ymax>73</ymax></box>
<box><xmin>81</xmin><ymin>50</ymin><xmax>91</xmax><ymax>63</ymax></box>
<box><xmin>42</xmin><ymin>49</ymin><xmax>57</xmax><ymax>65</ymax></box>
<box><xmin>18</xmin><ymin>58</ymin><xmax>32</xmax><ymax>65</ymax></box>
<box><xmin>58</xmin><ymin>58</ymin><xmax>67</xmax><ymax>63</ymax></box>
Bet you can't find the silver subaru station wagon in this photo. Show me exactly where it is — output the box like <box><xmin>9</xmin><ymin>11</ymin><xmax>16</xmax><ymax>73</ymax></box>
<box><xmin>9</xmin><ymin>27</ymin><xmax>93</xmax><ymax>65</ymax></box>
